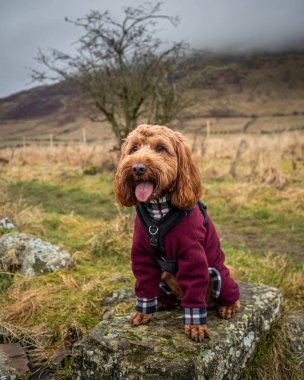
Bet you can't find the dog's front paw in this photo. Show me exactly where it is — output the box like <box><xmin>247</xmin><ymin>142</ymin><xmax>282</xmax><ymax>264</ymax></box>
<box><xmin>219</xmin><ymin>300</ymin><xmax>240</xmax><ymax>319</ymax></box>
<box><xmin>184</xmin><ymin>324</ymin><xmax>210</xmax><ymax>342</ymax></box>
<box><xmin>130</xmin><ymin>311</ymin><xmax>153</xmax><ymax>326</ymax></box>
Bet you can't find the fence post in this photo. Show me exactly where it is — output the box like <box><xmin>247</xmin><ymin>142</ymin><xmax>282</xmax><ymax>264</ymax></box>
<box><xmin>82</xmin><ymin>128</ymin><xmax>87</xmax><ymax>144</ymax></box>
<box><xmin>206</xmin><ymin>119</ymin><xmax>211</xmax><ymax>138</ymax></box>
<box><xmin>50</xmin><ymin>134</ymin><xmax>53</xmax><ymax>148</ymax></box>
<box><xmin>230</xmin><ymin>140</ymin><xmax>247</xmax><ymax>178</ymax></box>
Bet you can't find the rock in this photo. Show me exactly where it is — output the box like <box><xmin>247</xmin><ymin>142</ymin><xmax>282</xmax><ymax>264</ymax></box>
<box><xmin>286</xmin><ymin>311</ymin><xmax>304</xmax><ymax>366</ymax></box>
<box><xmin>0</xmin><ymin>233</ymin><xmax>74</xmax><ymax>276</ymax></box>
<box><xmin>0</xmin><ymin>343</ymin><xmax>30</xmax><ymax>379</ymax></box>
<box><xmin>103</xmin><ymin>289</ymin><xmax>134</xmax><ymax>306</ymax></box>
<box><xmin>0</xmin><ymin>351</ymin><xmax>17</xmax><ymax>380</ymax></box>
<box><xmin>102</xmin><ymin>311</ymin><xmax>114</xmax><ymax>321</ymax></box>
<box><xmin>0</xmin><ymin>218</ymin><xmax>16</xmax><ymax>230</ymax></box>
<box><xmin>112</xmin><ymin>275</ymin><xmax>128</xmax><ymax>283</ymax></box>
<box><xmin>72</xmin><ymin>282</ymin><xmax>283</xmax><ymax>380</ymax></box>
<box><xmin>51</xmin><ymin>348</ymin><xmax>72</xmax><ymax>367</ymax></box>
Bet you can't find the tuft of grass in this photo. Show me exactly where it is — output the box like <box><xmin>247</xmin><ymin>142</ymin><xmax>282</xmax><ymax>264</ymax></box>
<box><xmin>0</xmin><ymin>178</ymin><xmax>42</xmax><ymax>231</ymax></box>
<box><xmin>224</xmin><ymin>246</ymin><xmax>304</xmax><ymax>310</ymax></box>
<box><xmin>0</xmin><ymin>273</ymin><xmax>14</xmax><ymax>293</ymax></box>
<box><xmin>0</xmin><ymin>209</ymin><xmax>134</xmax><ymax>355</ymax></box>
<box><xmin>242</xmin><ymin>315</ymin><xmax>303</xmax><ymax>380</ymax></box>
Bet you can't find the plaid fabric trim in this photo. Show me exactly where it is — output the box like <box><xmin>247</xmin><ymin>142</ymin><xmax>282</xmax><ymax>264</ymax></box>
<box><xmin>184</xmin><ymin>307</ymin><xmax>207</xmax><ymax>325</ymax></box>
<box><xmin>208</xmin><ymin>267</ymin><xmax>222</xmax><ymax>299</ymax></box>
<box><xmin>136</xmin><ymin>296</ymin><xmax>157</xmax><ymax>314</ymax></box>
<box><xmin>146</xmin><ymin>194</ymin><xmax>171</xmax><ymax>221</ymax></box>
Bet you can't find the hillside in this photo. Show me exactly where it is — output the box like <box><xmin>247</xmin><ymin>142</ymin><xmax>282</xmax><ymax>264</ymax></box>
<box><xmin>1</xmin><ymin>51</ymin><xmax>304</xmax><ymax>147</ymax></box>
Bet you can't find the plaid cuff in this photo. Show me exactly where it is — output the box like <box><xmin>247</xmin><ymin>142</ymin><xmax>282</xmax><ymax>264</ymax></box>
<box><xmin>184</xmin><ymin>307</ymin><xmax>207</xmax><ymax>325</ymax></box>
<box><xmin>208</xmin><ymin>267</ymin><xmax>221</xmax><ymax>299</ymax></box>
<box><xmin>136</xmin><ymin>296</ymin><xmax>157</xmax><ymax>314</ymax></box>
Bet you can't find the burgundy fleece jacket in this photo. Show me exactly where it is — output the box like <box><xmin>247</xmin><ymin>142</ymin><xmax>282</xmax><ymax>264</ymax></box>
<box><xmin>131</xmin><ymin>203</ymin><xmax>240</xmax><ymax>311</ymax></box>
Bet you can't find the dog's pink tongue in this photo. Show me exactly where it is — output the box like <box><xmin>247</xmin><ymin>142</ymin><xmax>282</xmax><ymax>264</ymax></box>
<box><xmin>135</xmin><ymin>182</ymin><xmax>154</xmax><ymax>202</ymax></box>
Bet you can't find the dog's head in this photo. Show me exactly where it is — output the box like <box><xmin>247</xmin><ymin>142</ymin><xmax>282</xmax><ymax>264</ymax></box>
<box><xmin>114</xmin><ymin>124</ymin><xmax>202</xmax><ymax>210</ymax></box>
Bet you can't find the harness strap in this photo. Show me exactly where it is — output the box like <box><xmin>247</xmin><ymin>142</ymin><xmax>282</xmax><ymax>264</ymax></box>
<box><xmin>136</xmin><ymin>203</ymin><xmax>188</xmax><ymax>259</ymax></box>
<box><xmin>155</xmin><ymin>257</ymin><xmax>178</xmax><ymax>273</ymax></box>
<box><xmin>197</xmin><ymin>199</ymin><xmax>208</xmax><ymax>226</ymax></box>
<box><xmin>136</xmin><ymin>200</ymin><xmax>209</xmax><ymax>274</ymax></box>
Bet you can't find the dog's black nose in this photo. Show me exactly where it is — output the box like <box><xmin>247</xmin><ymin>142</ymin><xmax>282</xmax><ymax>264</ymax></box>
<box><xmin>132</xmin><ymin>163</ymin><xmax>147</xmax><ymax>176</ymax></box>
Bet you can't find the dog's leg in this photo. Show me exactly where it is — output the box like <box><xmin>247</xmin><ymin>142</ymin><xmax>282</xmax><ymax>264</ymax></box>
<box><xmin>219</xmin><ymin>300</ymin><xmax>241</xmax><ymax>319</ymax></box>
<box><xmin>161</xmin><ymin>271</ymin><xmax>184</xmax><ymax>300</ymax></box>
<box><xmin>206</xmin><ymin>277</ymin><xmax>218</xmax><ymax>308</ymax></box>
<box><xmin>184</xmin><ymin>324</ymin><xmax>210</xmax><ymax>342</ymax></box>
<box><xmin>130</xmin><ymin>311</ymin><xmax>153</xmax><ymax>326</ymax></box>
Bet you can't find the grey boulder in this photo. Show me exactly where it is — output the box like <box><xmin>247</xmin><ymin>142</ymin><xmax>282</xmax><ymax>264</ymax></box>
<box><xmin>0</xmin><ymin>232</ymin><xmax>74</xmax><ymax>276</ymax></box>
<box><xmin>72</xmin><ymin>282</ymin><xmax>283</xmax><ymax>380</ymax></box>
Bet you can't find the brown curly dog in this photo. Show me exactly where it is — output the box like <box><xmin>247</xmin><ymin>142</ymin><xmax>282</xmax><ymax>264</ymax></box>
<box><xmin>114</xmin><ymin>124</ymin><xmax>240</xmax><ymax>342</ymax></box>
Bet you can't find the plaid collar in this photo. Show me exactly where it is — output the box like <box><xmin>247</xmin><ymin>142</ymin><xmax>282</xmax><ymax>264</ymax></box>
<box><xmin>146</xmin><ymin>194</ymin><xmax>171</xmax><ymax>221</ymax></box>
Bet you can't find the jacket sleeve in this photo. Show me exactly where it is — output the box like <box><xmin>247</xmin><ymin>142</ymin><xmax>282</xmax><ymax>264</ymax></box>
<box><xmin>131</xmin><ymin>217</ymin><xmax>161</xmax><ymax>313</ymax></box>
<box><xmin>176</xmin><ymin>242</ymin><xmax>209</xmax><ymax>324</ymax></box>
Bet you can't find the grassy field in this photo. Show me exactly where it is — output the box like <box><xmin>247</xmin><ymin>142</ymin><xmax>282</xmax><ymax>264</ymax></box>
<box><xmin>0</xmin><ymin>131</ymin><xmax>303</xmax><ymax>379</ymax></box>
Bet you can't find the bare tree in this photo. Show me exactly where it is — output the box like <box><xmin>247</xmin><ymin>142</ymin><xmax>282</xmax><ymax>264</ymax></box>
<box><xmin>32</xmin><ymin>3</ymin><xmax>190</xmax><ymax>145</ymax></box>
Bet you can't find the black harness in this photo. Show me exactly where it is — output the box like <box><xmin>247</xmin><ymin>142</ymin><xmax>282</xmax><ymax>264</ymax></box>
<box><xmin>136</xmin><ymin>200</ymin><xmax>208</xmax><ymax>274</ymax></box>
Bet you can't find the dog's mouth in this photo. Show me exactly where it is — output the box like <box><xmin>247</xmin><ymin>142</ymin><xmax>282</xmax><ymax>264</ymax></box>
<box><xmin>134</xmin><ymin>181</ymin><xmax>155</xmax><ymax>202</ymax></box>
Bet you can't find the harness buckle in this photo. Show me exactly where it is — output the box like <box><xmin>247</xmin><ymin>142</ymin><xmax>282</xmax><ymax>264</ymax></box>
<box><xmin>149</xmin><ymin>226</ymin><xmax>159</xmax><ymax>235</ymax></box>
<box><xmin>150</xmin><ymin>236</ymin><xmax>158</xmax><ymax>249</ymax></box>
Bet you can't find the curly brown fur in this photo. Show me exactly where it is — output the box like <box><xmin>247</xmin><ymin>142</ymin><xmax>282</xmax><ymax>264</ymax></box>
<box><xmin>114</xmin><ymin>124</ymin><xmax>202</xmax><ymax>210</ymax></box>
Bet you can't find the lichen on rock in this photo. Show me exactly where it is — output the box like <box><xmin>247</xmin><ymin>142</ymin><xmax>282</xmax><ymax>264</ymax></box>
<box><xmin>72</xmin><ymin>282</ymin><xmax>283</xmax><ymax>380</ymax></box>
<box><xmin>0</xmin><ymin>218</ymin><xmax>16</xmax><ymax>230</ymax></box>
<box><xmin>286</xmin><ymin>311</ymin><xmax>304</xmax><ymax>366</ymax></box>
<box><xmin>0</xmin><ymin>232</ymin><xmax>74</xmax><ymax>276</ymax></box>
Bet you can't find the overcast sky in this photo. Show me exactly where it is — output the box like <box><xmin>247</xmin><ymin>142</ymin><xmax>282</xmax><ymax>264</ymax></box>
<box><xmin>0</xmin><ymin>0</ymin><xmax>304</xmax><ymax>98</ymax></box>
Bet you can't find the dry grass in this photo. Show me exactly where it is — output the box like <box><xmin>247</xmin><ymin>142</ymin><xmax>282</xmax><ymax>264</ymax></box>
<box><xmin>189</xmin><ymin>131</ymin><xmax>303</xmax><ymax>183</ymax></box>
<box><xmin>0</xmin><ymin>178</ymin><xmax>42</xmax><ymax>229</ymax></box>
<box><xmin>0</xmin><ymin>144</ymin><xmax>118</xmax><ymax>168</ymax></box>
<box><xmin>4</xmin><ymin>287</ymin><xmax>48</xmax><ymax>324</ymax></box>
<box><xmin>1</xmin><ymin>131</ymin><xmax>302</xmax><ymax>170</ymax></box>
<box><xmin>248</xmin><ymin>163</ymin><xmax>289</xmax><ymax>189</ymax></box>
<box><xmin>243</xmin><ymin>315</ymin><xmax>303</xmax><ymax>380</ymax></box>
<box><xmin>0</xmin><ymin>208</ymin><xmax>135</xmax><ymax>355</ymax></box>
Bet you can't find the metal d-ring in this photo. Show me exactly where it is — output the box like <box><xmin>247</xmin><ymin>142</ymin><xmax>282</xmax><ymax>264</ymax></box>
<box><xmin>149</xmin><ymin>226</ymin><xmax>159</xmax><ymax>235</ymax></box>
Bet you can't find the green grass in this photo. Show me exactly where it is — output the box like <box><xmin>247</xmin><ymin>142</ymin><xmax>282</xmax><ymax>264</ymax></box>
<box><xmin>0</xmin><ymin>273</ymin><xmax>14</xmax><ymax>293</ymax></box>
<box><xmin>203</xmin><ymin>179</ymin><xmax>304</xmax><ymax>261</ymax></box>
<box><xmin>8</xmin><ymin>178</ymin><xmax>116</xmax><ymax>220</ymax></box>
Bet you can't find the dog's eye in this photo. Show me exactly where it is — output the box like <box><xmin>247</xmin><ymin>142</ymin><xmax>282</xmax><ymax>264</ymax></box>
<box><xmin>155</xmin><ymin>145</ymin><xmax>165</xmax><ymax>152</ymax></box>
<box><xmin>130</xmin><ymin>145</ymin><xmax>138</xmax><ymax>154</ymax></box>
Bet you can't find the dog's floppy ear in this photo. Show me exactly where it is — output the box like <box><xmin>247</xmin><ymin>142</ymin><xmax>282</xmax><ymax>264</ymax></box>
<box><xmin>114</xmin><ymin>140</ymin><xmax>135</xmax><ymax>207</ymax></box>
<box><xmin>171</xmin><ymin>132</ymin><xmax>202</xmax><ymax>210</ymax></box>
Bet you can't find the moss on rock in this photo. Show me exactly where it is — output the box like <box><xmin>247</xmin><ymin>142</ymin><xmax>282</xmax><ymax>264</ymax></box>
<box><xmin>72</xmin><ymin>282</ymin><xmax>283</xmax><ymax>380</ymax></box>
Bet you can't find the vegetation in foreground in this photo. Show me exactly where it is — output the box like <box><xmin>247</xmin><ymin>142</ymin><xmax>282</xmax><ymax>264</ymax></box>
<box><xmin>0</xmin><ymin>131</ymin><xmax>303</xmax><ymax>379</ymax></box>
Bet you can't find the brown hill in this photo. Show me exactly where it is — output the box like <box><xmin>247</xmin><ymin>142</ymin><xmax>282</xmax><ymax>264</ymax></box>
<box><xmin>0</xmin><ymin>81</ymin><xmax>81</xmax><ymax>123</ymax></box>
<box><xmin>1</xmin><ymin>51</ymin><xmax>304</xmax><ymax>147</ymax></box>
